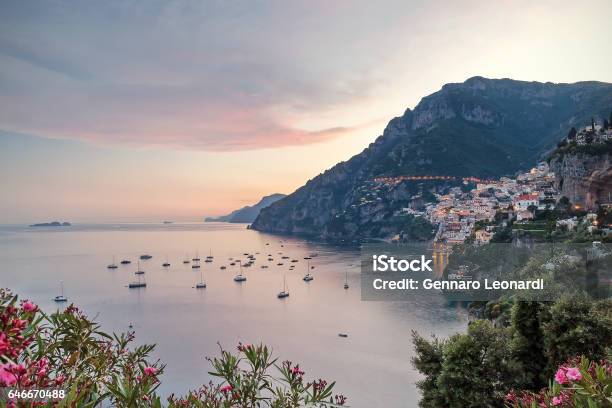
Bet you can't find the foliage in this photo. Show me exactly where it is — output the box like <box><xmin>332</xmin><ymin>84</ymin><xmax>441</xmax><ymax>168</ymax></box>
<box><xmin>412</xmin><ymin>320</ymin><xmax>523</xmax><ymax>408</ymax></box>
<box><xmin>0</xmin><ymin>289</ymin><xmax>345</xmax><ymax>407</ymax></box>
<box><xmin>505</xmin><ymin>357</ymin><xmax>612</xmax><ymax>407</ymax></box>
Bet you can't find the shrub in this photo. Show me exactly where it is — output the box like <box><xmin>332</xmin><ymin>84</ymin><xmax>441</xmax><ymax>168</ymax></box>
<box><xmin>0</xmin><ymin>289</ymin><xmax>345</xmax><ymax>407</ymax></box>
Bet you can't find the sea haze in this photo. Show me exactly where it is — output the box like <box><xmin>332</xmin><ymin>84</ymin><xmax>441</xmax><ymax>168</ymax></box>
<box><xmin>0</xmin><ymin>222</ymin><xmax>466</xmax><ymax>407</ymax></box>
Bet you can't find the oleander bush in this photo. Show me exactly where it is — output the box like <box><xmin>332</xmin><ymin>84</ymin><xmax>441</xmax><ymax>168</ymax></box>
<box><xmin>505</xmin><ymin>357</ymin><xmax>612</xmax><ymax>407</ymax></box>
<box><xmin>0</xmin><ymin>289</ymin><xmax>346</xmax><ymax>407</ymax></box>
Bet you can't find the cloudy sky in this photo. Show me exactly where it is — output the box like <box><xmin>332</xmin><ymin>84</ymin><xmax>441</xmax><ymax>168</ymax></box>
<box><xmin>1</xmin><ymin>0</ymin><xmax>611</xmax><ymax>222</ymax></box>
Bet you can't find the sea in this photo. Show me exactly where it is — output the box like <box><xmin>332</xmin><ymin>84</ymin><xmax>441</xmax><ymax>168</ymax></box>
<box><xmin>0</xmin><ymin>222</ymin><xmax>467</xmax><ymax>407</ymax></box>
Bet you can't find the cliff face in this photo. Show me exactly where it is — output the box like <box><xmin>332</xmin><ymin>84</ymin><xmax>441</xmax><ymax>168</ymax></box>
<box><xmin>550</xmin><ymin>152</ymin><xmax>612</xmax><ymax>210</ymax></box>
<box><xmin>252</xmin><ymin>77</ymin><xmax>612</xmax><ymax>239</ymax></box>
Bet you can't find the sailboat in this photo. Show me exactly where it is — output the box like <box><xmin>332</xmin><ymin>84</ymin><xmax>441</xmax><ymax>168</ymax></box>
<box><xmin>162</xmin><ymin>256</ymin><xmax>170</xmax><ymax>267</ymax></box>
<box><xmin>192</xmin><ymin>251</ymin><xmax>201</xmax><ymax>262</ymax></box>
<box><xmin>121</xmin><ymin>259</ymin><xmax>131</xmax><ymax>265</ymax></box>
<box><xmin>53</xmin><ymin>281</ymin><xmax>68</xmax><ymax>302</ymax></box>
<box><xmin>303</xmin><ymin>260</ymin><xmax>314</xmax><ymax>282</ymax></box>
<box><xmin>183</xmin><ymin>254</ymin><xmax>191</xmax><ymax>264</ymax></box>
<box><xmin>195</xmin><ymin>266</ymin><xmax>206</xmax><ymax>289</ymax></box>
<box><xmin>344</xmin><ymin>270</ymin><xmax>349</xmax><ymax>289</ymax></box>
<box><xmin>277</xmin><ymin>273</ymin><xmax>289</xmax><ymax>298</ymax></box>
<box><xmin>233</xmin><ymin>261</ymin><xmax>247</xmax><ymax>282</ymax></box>
<box><xmin>107</xmin><ymin>256</ymin><xmax>118</xmax><ymax>269</ymax></box>
<box><xmin>205</xmin><ymin>249</ymin><xmax>213</xmax><ymax>262</ymax></box>
<box><xmin>128</xmin><ymin>271</ymin><xmax>146</xmax><ymax>288</ymax></box>
<box><xmin>135</xmin><ymin>261</ymin><xmax>145</xmax><ymax>275</ymax></box>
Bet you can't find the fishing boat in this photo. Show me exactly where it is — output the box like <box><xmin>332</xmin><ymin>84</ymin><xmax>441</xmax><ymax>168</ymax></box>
<box><xmin>344</xmin><ymin>271</ymin><xmax>349</xmax><ymax>289</ymax></box>
<box><xmin>277</xmin><ymin>274</ymin><xmax>289</xmax><ymax>298</ymax></box>
<box><xmin>53</xmin><ymin>281</ymin><xmax>68</xmax><ymax>302</ymax></box>
<box><xmin>233</xmin><ymin>262</ymin><xmax>247</xmax><ymax>282</ymax></box>
<box><xmin>107</xmin><ymin>256</ymin><xmax>118</xmax><ymax>269</ymax></box>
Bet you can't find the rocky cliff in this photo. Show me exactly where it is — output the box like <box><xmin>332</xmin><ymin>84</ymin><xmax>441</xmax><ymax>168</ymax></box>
<box><xmin>205</xmin><ymin>193</ymin><xmax>286</xmax><ymax>223</ymax></box>
<box><xmin>252</xmin><ymin>77</ymin><xmax>612</xmax><ymax>240</ymax></box>
<box><xmin>550</xmin><ymin>148</ymin><xmax>612</xmax><ymax>210</ymax></box>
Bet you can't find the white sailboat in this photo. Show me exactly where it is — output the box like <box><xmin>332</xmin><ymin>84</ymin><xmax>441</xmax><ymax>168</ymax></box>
<box><xmin>53</xmin><ymin>280</ymin><xmax>67</xmax><ymax>302</ymax></box>
<box><xmin>192</xmin><ymin>251</ymin><xmax>200</xmax><ymax>262</ymax></box>
<box><xmin>162</xmin><ymin>256</ymin><xmax>170</xmax><ymax>267</ymax></box>
<box><xmin>344</xmin><ymin>270</ymin><xmax>349</xmax><ymax>289</ymax></box>
<box><xmin>135</xmin><ymin>261</ymin><xmax>145</xmax><ymax>275</ymax></box>
<box><xmin>303</xmin><ymin>260</ymin><xmax>314</xmax><ymax>282</ymax></box>
<box><xmin>234</xmin><ymin>261</ymin><xmax>247</xmax><ymax>282</ymax></box>
<box><xmin>183</xmin><ymin>254</ymin><xmax>191</xmax><ymax>264</ymax></box>
<box><xmin>277</xmin><ymin>273</ymin><xmax>289</xmax><ymax>298</ymax></box>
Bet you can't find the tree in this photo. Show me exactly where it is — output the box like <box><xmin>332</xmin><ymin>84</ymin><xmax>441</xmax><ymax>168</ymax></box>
<box><xmin>511</xmin><ymin>302</ymin><xmax>547</xmax><ymax>390</ymax></box>
<box><xmin>591</xmin><ymin>117</ymin><xmax>595</xmax><ymax>132</ymax></box>
<box><xmin>567</xmin><ymin>127</ymin><xmax>577</xmax><ymax>140</ymax></box>
<box><xmin>411</xmin><ymin>332</ymin><xmax>447</xmax><ymax>407</ymax></box>
<box><xmin>604</xmin><ymin>119</ymin><xmax>610</xmax><ymax>130</ymax></box>
<box><xmin>540</xmin><ymin>295</ymin><xmax>612</xmax><ymax>374</ymax></box>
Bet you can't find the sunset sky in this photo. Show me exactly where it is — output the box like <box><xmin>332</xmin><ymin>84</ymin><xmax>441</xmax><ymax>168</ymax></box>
<box><xmin>1</xmin><ymin>0</ymin><xmax>612</xmax><ymax>223</ymax></box>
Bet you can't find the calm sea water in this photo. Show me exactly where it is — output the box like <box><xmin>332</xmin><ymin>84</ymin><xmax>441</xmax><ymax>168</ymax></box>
<box><xmin>0</xmin><ymin>222</ymin><xmax>467</xmax><ymax>407</ymax></box>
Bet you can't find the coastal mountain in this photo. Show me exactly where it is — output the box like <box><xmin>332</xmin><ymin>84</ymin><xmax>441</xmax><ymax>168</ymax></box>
<box><xmin>205</xmin><ymin>193</ymin><xmax>286</xmax><ymax>223</ymax></box>
<box><xmin>251</xmin><ymin>77</ymin><xmax>612</xmax><ymax>240</ymax></box>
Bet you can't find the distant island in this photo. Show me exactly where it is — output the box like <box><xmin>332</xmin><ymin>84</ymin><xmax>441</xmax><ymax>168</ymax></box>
<box><xmin>205</xmin><ymin>193</ymin><xmax>286</xmax><ymax>223</ymax></box>
<box><xmin>29</xmin><ymin>221</ymin><xmax>71</xmax><ymax>227</ymax></box>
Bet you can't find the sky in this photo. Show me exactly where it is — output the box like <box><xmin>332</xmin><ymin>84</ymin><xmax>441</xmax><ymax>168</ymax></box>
<box><xmin>1</xmin><ymin>0</ymin><xmax>612</xmax><ymax>223</ymax></box>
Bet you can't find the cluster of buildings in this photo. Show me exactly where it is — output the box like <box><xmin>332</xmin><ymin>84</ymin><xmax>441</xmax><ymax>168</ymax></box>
<box><xmin>400</xmin><ymin>162</ymin><xmax>559</xmax><ymax>246</ymax></box>
<box><xmin>564</xmin><ymin>123</ymin><xmax>612</xmax><ymax>146</ymax></box>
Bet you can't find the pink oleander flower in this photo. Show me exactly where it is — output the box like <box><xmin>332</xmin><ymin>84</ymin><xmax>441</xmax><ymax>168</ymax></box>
<box><xmin>552</xmin><ymin>396</ymin><xmax>562</xmax><ymax>406</ymax></box>
<box><xmin>21</xmin><ymin>301</ymin><xmax>37</xmax><ymax>313</ymax></box>
<box><xmin>565</xmin><ymin>367</ymin><xmax>582</xmax><ymax>381</ymax></box>
<box><xmin>220</xmin><ymin>384</ymin><xmax>233</xmax><ymax>393</ymax></box>
<box><xmin>143</xmin><ymin>366</ymin><xmax>157</xmax><ymax>376</ymax></box>
<box><xmin>0</xmin><ymin>364</ymin><xmax>17</xmax><ymax>386</ymax></box>
<box><xmin>555</xmin><ymin>367</ymin><xmax>568</xmax><ymax>384</ymax></box>
<box><xmin>0</xmin><ymin>333</ymin><xmax>8</xmax><ymax>355</ymax></box>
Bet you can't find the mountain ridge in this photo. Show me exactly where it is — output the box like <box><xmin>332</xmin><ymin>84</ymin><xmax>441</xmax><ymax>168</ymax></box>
<box><xmin>251</xmin><ymin>77</ymin><xmax>612</xmax><ymax>240</ymax></box>
<box><xmin>205</xmin><ymin>193</ymin><xmax>286</xmax><ymax>223</ymax></box>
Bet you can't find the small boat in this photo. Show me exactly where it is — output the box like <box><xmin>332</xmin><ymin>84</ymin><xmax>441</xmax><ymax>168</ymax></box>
<box><xmin>229</xmin><ymin>262</ymin><xmax>236</xmax><ymax>266</ymax></box>
<box><xmin>162</xmin><ymin>256</ymin><xmax>170</xmax><ymax>267</ymax></box>
<box><xmin>344</xmin><ymin>270</ymin><xmax>349</xmax><ymax>289</ymax></box>
<box><xmin>192</xmin><ymin>252</ymin><xmax>200</xmax><ymax>262</ymax></box>
<box><xmin>195</xmin><ymin>267</ymin><xmax>206</xmax><ymax>289</ymax></box>
<box><xmin>53</xmin><ymin>281</ymin><xmax>68</xmax><ymax>302</ymax></box>
<box><xmin>267</xmin><ymin>258</ymin><xmax>273</xmax><ymax>261</ymax></box>
<box><xmin>282</xmin><ymin>256</ymin><xmax>289</xmax><ymax>259</ymax></box>
<box><xmin>192</xmin><ymin>263</ymin><xmax>201</xmax><ymax>269</ymax></box>
<box><xmin>129</xmin><ymin>273</ymin><xmax>146</xmax><ymax>288</ymax></box>
<box><xmin>107</xmin><ymin>256</ymin><xmax>118</xmax><ymax>269</ymax></box>
<box><xmin>303</xmin><ymin>260</ymin><xmax>314</xmax><ymax>281</ymax></box>
<box><xmin>291</xmin><ymin>259</ymin><xmax>298</xmax><ymax>263</ymax></box>
<box><xmin>220</xmin><ymin>266</ymin><xmax>226</xmax><ymax>270</ymax></box>
<box><xmin>206</xmin><ymin>250</ymin><xmax>214</xmax><ymax>259</ymax></box>
<box><xmin>135</xmin><ymin>261</ymin><xmax>145</xmax><ymax>275</ymax></box>
<box><xmin>261</xmin><ymin>265</ymin><xmax>268</xmax><ymax>269</ymax></box>
<box><xmin>338</xmin><ymin>333</ymin><xmax>348</xmax><ymax>338</ymax></box>
<box><xmin>303</xmin><ymin>257</ymin><xmax>311</xmax><ymax>260</ymax></box>
<box><xmin>121</xmin><ymin>259</ymin><xmax>131</xmax><ymax>265</ymax></box>
<box><xmin>277</xmin><ymin>273</ymin><xmax>289</xmax><ymax>298</ymax></box>
<box><xmin>140</xmin><ymin>254</ymin><xmax>152</xmax><ymax>260</ymax></box>
<box><xmin>277</xmin><ymin>263</ymin><xmax>284</xmax><ymax>266</ymax></box>
<box><xmin>234</xmin><ymin>262</ymin><xmax>247</xmax><ymax>282</ymax></box>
